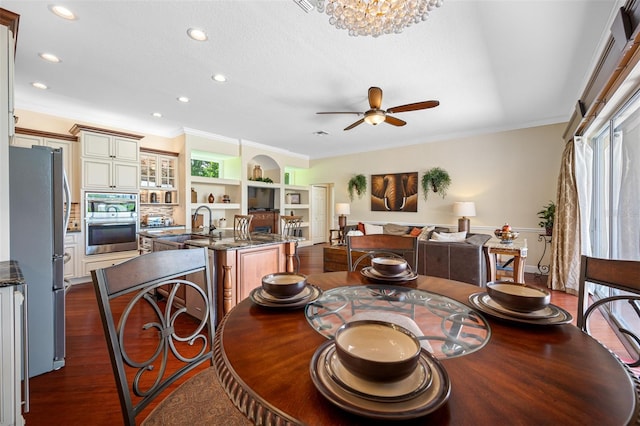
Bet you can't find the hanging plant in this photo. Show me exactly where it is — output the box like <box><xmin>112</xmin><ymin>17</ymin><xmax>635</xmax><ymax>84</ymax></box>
<box><xmin>347</xmin><ymin>174</ymin><xmax>367</xmax><ymax>201</ymax></box>
<box><xmin>421</xmin><ymin>167</ymin><xmax>451</xmax><ymax>200</ymax></box>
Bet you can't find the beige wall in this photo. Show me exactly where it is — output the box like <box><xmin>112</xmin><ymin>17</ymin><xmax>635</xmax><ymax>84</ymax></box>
<box><xmin>309</xmin><ymin>123</ymin><xmax>566</xmax><ymax>273</ymax></box>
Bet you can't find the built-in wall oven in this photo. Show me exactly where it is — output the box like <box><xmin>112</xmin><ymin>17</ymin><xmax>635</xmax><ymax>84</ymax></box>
<box><xmin>85</xmin><ymin>192</ymin><xmax>138</xmax><ymax>255</ymax></box>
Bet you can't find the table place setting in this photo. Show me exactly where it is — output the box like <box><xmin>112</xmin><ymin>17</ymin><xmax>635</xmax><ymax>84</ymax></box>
<box><xmin>469</xmin><ymin>281</ymin><xmax>572</xmax><ymax>325</ymax></box>
<box><xmin>360</xmin><ymin>256</ymin><xmax>418</xmax><ymax>283</ymax></box>
<box><xmin>249</xmin><ymin>272</ymin><xmax>321</xmax><ymax>309</ymax></box>
<box><xmin>308</xmin><ymin>320</ymin><xmax>451</xmax><ymax>420</ymax></box>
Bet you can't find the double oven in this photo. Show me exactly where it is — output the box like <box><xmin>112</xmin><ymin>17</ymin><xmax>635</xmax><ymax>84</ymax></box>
<box><xmin>85</xmin><ymin>192</ymin><xmax>138</xmax><ymax>255</ymax></box>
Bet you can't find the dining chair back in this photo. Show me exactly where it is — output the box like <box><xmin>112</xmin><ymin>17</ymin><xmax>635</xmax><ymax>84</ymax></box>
<box><xmin>91</xmin><ymin>248</ymin><xmax>249</xmax><ymax>425</ymax></box>
<box><xmin>578</xmin><ymin>255</ymin><xmax>640</xmax><ymax>368</ymax></box>
<box><xmin>233</xmin><ymin>214</ymin><xmax>253</xmax><ymax>239</ymax></box>
<box><xmin>346</xmin><ymin>234</ymin><xmax>419</xmax><ymax>272</ymax></box>
<box><xmin>281</xmin><ymin>215</ymin><xmax>303</xmax><ymax>273</ymax></box>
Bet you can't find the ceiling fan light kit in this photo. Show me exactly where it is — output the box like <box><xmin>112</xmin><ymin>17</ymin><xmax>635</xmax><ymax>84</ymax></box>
<box><xmin>312</xmin><ymin>0</ymin><xmax>445</xmax><ymax>37</ymax></box>
<box><xmin>317</xmin><ymin>86</ymin><xmax>439</xmax><ymax>131</ymax></box>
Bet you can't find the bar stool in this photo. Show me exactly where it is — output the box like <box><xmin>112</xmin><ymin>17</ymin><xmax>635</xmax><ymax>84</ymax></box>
<box><xmin>233</xmin><ymin>215</ymin><xmax>253</xmax><ymax>239</ymax></box>
<box><xmin>281</xmin><ymin>215</ymin><xmax>303</xmax><ymax>273</ymax></box>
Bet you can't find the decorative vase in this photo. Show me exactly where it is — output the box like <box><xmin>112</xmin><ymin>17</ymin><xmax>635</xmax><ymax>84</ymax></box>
<box><xmin>284</xmin><ymin>172</ymin><xmax>290</xmax><ymax>185</ymax></box>
<box><xmin>208</xmin><ymin>193</ymin><xmax>214</xmax><ymax>203</ymax></box>
<box><xmin>253</xmin><ymin>165</ymin><xmax>263</xmax><ymax>180</ymax></box>
<box><xmin>191</xmin><ymin>188</ymin><xmax>197</xmax><ymax>203</ymax></box>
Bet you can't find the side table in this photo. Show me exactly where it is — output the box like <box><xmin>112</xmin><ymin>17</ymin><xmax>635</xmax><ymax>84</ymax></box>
<box><xmin>535</xmin><ymin>234</ymin><xmax>552</xmax><ymax>280</ymax></box>
<box><xmin>484</xmin><ymin>240</ymin><xmax>528</xmax><ymax>283</ymax></box>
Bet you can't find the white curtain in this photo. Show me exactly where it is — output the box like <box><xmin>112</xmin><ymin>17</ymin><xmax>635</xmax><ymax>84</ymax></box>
<box><xmin>574</xmin><ymin>136</ymin><xmax>592</xmax><ymax>257</ymax></box>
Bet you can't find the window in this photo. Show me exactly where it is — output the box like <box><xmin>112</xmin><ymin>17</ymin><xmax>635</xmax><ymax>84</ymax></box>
<box><xmin>583</xmin><ymin>89</ymin><xmax>640</xmax><ymax>357</ymax></box>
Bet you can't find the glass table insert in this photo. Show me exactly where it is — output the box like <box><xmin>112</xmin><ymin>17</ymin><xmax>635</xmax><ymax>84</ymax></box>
<box><xmin>305</xmin><ymin>285</ymin><xmax>491</xmax><ymax>359</ymax></box>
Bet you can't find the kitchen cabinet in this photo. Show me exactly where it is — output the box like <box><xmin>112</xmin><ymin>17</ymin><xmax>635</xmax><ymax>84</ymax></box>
<box><xmin>63</xmin><ymin>233</ymin><xmax>79</xmax><ymax>280</ymax></box>
<box><xmin>140</xmin><ymin>150</ymin><xmax>178</xmax><ymax>205</ymax></box>
<box><xmin>0</xmin><ymin>284</ymin><xmax>25</xmax><ymax>426</ymax></box>
<box><xmin>70</xmin><ymin>125</ymin><xmax>143</xmax><ymax>192</ymax></box>
<box><xmin>12</xmin><ymin>129</ymin><xmax>79</xmax><ymax>202</ymax></box>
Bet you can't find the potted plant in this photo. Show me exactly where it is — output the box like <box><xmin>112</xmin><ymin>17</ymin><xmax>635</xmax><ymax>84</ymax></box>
<box><xmin>537</xmin><ymin>201</ymin><xmax>556</xmax><ymax>236</ymax></box>
<box><xmin>347</xmin><ymin>174</ymin><xmax>367</xmax><ymax>201</ymax></box>
<box><xmin>421</xmin><ymin>167</ymin><xmax>451</xmax><ymax>200</ymax></box>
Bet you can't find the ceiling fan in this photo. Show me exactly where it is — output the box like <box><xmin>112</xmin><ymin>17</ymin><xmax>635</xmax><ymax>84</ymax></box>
<box><xmin>317</xmin><ymin>87</ymin><xmax>439</xmax><ymax>131</ymax></box>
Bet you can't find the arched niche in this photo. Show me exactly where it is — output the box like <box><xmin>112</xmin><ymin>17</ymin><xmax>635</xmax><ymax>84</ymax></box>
<box><xmin>248</xmin><ymin>154</ymin><xmax>281</xmax><ymax>183</ymax></box>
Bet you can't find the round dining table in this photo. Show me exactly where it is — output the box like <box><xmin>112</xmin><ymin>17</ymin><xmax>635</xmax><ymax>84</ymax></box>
<box><xmin>213</xmin><ymin>271</ymin><xmax>639</xmax><ymax>425</ymax></box>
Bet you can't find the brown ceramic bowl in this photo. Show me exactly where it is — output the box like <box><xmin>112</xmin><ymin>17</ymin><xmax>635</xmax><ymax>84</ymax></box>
<box><xmin>371</xmin><ymin>257</ymin><xmax>408</xmax><ymax>276</ymax></box>
<box><xmin>261</xmin><ymin>273</ymin><xmax>307</xmax><ymax>298</ymax></box>
<box><xmin>334</xmin><ymin>320</ymin><xmax>421</xmax><ymax>382</ymax></box>
<box><xmin>486</xmin><ymin>281</ymin><xmax>551</xmax><ymax>312</ymax></box>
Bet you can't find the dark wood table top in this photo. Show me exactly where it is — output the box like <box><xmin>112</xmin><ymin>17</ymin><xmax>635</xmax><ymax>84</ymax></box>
<box><xmin>214</xmin><ymin>272</ymin><xmax>640</xmax><ymax>425</ymax></box>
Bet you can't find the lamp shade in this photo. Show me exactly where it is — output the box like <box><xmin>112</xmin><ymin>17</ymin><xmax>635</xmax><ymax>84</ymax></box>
<box><xmin>335</xmin><ymin>203</ymin><xmax>351</xmax><ymax>216</ymax></box>
<box><xmin>453</xmin><ymin>202</ymin><xmax>476</xmax><ymax>217</ymax></box>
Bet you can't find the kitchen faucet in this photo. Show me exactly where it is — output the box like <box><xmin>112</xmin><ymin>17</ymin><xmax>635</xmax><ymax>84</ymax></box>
<box><xmin>192</xmin><ymin>205</ymin><xmax>216</xmax><ymax>233</ymax></box>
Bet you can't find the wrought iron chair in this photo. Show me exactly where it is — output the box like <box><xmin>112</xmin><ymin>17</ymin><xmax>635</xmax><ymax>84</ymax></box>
<box><xmin>91</xmin><ymin>248</ymin><xmax>249</xmax><ymax>426</ymax></box>
<box><xmin>281</xmin><ymin>215</ymin><xmax>303</xmax><ymax>273</ymax></box>
<box><xmin>233</xmin><ymin>214</ymin><xmax>253</xmax><ymax>239</ymax></box>
<box><xmin>346</xmin><ymin>234</ymin><xmax>419</xmax><ymax>272</ymax></box>
<box><xmin>578</xmin><ymin>255</ymin><xmax>640</xmax><ymax>368</ymax></box>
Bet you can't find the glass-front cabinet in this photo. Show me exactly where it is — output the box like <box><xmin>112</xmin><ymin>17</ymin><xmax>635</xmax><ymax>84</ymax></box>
<box><xmin>140</xmin><ymin>150</ymin><xmax>178</xmax><ymax>205</ymax></box>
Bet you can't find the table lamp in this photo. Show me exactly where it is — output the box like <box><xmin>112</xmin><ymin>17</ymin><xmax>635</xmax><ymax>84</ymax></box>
<box><xmin>335</xmin><ymin>203</ymin><xmax>350</xmax><ymax>229</ymax></box>
<box><xmin>453</xmin><ymin>201</ymin><xmax>476</xmax><ymax>233</ymax></box>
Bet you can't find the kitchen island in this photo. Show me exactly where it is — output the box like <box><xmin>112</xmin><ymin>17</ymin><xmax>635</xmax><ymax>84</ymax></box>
<box><xmin>138</xmin><ymin>228</ymin><xmax>298</xmax><ymax>321</ymax></box>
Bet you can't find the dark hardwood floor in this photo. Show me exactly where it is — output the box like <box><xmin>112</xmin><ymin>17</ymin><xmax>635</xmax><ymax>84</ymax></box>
<box><xmin>22</xmin><ymin>243</ymin><xmax>623</xmax><ymax>425</ymax></box>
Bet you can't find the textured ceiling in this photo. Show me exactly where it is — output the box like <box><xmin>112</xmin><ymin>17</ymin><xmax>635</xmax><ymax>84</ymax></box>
<box><xmin>5</xmin><ymin>0</ymin><xmax>620</xmax><ymax>159</ymax></box>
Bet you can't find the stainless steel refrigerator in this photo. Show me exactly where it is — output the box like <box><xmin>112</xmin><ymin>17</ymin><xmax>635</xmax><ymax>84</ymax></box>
<box><xmin>9</xmin><ymin>145</ymin><xmax>70</xmax><ymax>377</ymax></box>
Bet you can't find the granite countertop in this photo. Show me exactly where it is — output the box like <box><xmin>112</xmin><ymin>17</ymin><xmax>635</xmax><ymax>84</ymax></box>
<box><xmin>0</xmin><ymin>260</ymin><xmax>25</xmax><ymax>287</ymax></box>
<box><xmin>138</xmin><ymin>227</ymin><xmax>299</xmax><ymax>251</ymax></box>
<box><xmin>184</xmin><ymin>231</ymin><xmax>295</xmax><ymax>251</ymax></box>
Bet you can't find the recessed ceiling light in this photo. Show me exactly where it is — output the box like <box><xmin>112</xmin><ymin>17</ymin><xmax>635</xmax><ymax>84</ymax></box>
<box><xmin>177</xmin><ymin>96</ymin><xmax>190</xmax><ymax>103</ymax></box>
<box><xmin>32</xmin><ymin>82</ymin><xmax>48</xmax><ymax>90</ymax></box>
<box><xmin>151</xmin><ymin>112</ymin><xmax>162</xmax><ymax>118</ymax></box>
<box><xmin>49</xmin><ymin>5</ymin><xmax>77</xmax><ymax>20</ymax></box>
<box><xmin>187</xmin><ymin>28</ymin><xmax>208</xmax><ymax>41</ymax></box>
<box><xmin>212</xmin><ymin>74</ymin><xmax>227</xmax><ymax>83</ymax></box>
<box><xmin>39</xmin><ymin>52</ymin><xmax>61</xmax><ymax>63</ymax></box>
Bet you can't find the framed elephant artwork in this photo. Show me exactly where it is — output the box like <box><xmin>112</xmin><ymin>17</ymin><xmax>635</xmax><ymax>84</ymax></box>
<box><xmin>371</xmin><ymin>172</ymin><xmax>419</xmax><ymax>212</ymax></box>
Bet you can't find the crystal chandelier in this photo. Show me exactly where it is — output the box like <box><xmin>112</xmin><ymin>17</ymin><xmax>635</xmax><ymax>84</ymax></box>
<box><xmin>315</xmin><ymin>0</ymin><xmax>444</xmax><ymax>37</ymax></box>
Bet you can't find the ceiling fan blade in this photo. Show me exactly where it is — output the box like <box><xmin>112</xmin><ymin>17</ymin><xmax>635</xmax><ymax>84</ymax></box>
<box><xmin>344</xmin><ymin>118</ymin><xmax>365</xmax><ymax>131</ymax></box>
<box><xmin>387</xmin><ymin>100</ymin><xmax>440</xmax><ymax>114</ymax></box>
<box><xmin>384</xmin><ymin>115</ymin><xmax>406</xmax><ymax>126</ymax></box>
<box><xmin>316</xmin><ymin>111</ymin><xmax>361</xmax><ymax>115</ymax></box>
<box><xmin>368</xmin><ymin>87</ymin><xmax>383</xmax><ymax>109</ymax></box>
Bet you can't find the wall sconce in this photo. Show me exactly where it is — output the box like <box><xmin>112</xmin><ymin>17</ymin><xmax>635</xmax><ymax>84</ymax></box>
<box><xmin>453</xmin><ymin>201</ymin><xmax>476</xmax><ymax>233</ymax></box>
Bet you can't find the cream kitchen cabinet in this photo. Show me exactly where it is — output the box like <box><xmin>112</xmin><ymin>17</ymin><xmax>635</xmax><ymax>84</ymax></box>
<box><xmin>63</xmin><ymin>233</ymin><xmax>80</xmax><ymax>280</ymax></box>
<box><xmin>71</xmin><ymin>125</ymin><xmax>143</xmax><ymax>192</ymax></box>
<box><xmin>11</xmin><ymin>130</ymin><xmax>79</xmax><ymax>202</ymax></box>
<box><xmin>82</xmin><ymin>158</ymin><xmax>139</xmax><ymax>191</ymax></box>
<box><xmin>140</xmin><ymin>151</ymin><xmax>178</xmax><ymax>205</ymax></box>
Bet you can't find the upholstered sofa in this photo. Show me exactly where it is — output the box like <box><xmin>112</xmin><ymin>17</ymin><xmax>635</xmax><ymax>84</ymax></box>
<box><xmin>344</xmin><ymin>223</ymin><xmax>491</xmax><ymax>286</ymax></box>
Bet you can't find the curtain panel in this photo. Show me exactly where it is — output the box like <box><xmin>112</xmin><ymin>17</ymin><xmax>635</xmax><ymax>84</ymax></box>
<box><xmin>549</xmin><ymin>139</ymin><xmax>582</xmax><ymax>295</ymax></box>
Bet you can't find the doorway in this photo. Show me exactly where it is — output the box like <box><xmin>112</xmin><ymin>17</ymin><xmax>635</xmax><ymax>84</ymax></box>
<box><xmin>311</xmin><ymin>184</ymin><xmax>329</xmax><ymax>244</ymax></box>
